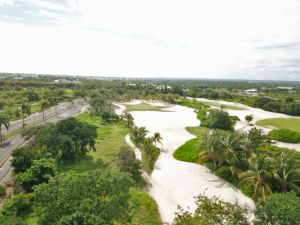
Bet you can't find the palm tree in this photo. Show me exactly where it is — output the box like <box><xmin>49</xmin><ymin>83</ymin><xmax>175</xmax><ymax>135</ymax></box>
<box><xmin>130</xmin><ymin>126</ymin><xmax>148</xmax><ymax>144</ymax></box>
<box><xmin>21</xmin><ymin>103</ymin><xmax>31</xmax><ymax>128</ymax></box>
<box><xmin>40</xmin><ymin>100</ymin><xmax>50</xmax><ymax>121</ymax></box>
<box><xmin>122</xmin><ymin>112</ymin><xmax>134</xmax><ymax>129</ymax></box>
<box><xmin>273</xmin><ymin>153</ymin><xmax>300</xmax><ymax>193</ymax></box>
<box><xmin>198</xmin><ymin>131</ymin><xmax>226</xmax><ymax>168</ymax></box>
<box><xmin>239</xmin><ymin>157</ymin><xmax>273</xmax><ymax>199</ymax></box>
<box><xmin>0</xmin><ymin>114</ymin><xmax>9</xmax><ymax>143</ymax></box>
<box><xmin>152</xmin><ymin>132</ymin><xmax>162</xmax><ymax>147</ymax></box>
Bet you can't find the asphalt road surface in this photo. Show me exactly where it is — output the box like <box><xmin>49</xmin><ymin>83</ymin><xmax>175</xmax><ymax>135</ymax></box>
<box><xmin>0</xmin><ymin>99</ymin><xmax>88</xmax><ymax>180</ymax></box>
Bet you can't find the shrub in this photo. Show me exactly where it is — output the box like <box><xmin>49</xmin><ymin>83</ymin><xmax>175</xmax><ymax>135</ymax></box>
<box><xmin>0</xmin><ymin>186</ymin><xmax>6</xmax><ymax>197</ymax></box>
<box><xmin>268</xmin><ymin>129</ymin><xmax>300</xmax><ymax>143</ymax></box>
<box><xmin>1</xmin><ymin>193</ymin><xmax>32</xmax><ymax>217</ymax></box>
<box><xmin>254</xmin><ymin>192</ymin><xmax>300</xmax><ymax>225</ymax></box>
<box><xmin>17</xmin><ymin>158</ymin><xmax>57</xmax><ymax>192</ymax></box>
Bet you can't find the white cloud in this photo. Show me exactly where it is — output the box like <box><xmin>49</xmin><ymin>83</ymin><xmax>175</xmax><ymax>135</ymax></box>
<box><xmin>0</xmin><ymin>0</ymin><xmax>299</xmax><ymax>80</ymax></box>
<box><xmin>0</xmin><ymin>0</ymin><xmax>14</xmax><ymax>7</ymax></box>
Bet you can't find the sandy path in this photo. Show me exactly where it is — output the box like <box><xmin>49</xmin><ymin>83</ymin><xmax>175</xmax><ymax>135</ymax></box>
<box><xmin>116</xmin><ymin>102</ymin><xmax>254</xmax><ymax>224</ymax></box>
<box><xmin>193</xmin><ymin>98</ymin><xmax>300</xmax><ymax>152</ymax></box>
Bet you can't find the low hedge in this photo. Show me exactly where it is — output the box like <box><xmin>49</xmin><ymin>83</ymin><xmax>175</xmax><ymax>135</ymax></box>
<box><xmin>268</xmin><ymin>129</ymin><xmax>300</xmax><ymax>143</ymax></box>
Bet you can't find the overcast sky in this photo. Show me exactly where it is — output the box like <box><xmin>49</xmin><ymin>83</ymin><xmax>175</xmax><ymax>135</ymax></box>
<box><xmin>0</xmin><ymin>0</ymin><xmax>300</xmax><ymax>80</ymax></box>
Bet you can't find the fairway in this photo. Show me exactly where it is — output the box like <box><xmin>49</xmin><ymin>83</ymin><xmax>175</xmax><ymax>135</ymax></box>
<box><xmin>198</xmin><ymin>101</ymin><xmax>245</xmax><ymax>110</ymax></box>
<box><xmin>125</xmin><ymin>102</ymin><xmax>170</xmax><ymax>112</ymax></box>
<box><xmin>256</xmin><ymin>118</ymin><xmax>300</xmax><ymax>133</ymax></box>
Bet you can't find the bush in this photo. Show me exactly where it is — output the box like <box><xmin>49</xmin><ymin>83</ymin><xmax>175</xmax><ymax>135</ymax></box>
<box><xmin>17</xmin><ymin>158</ymin><xmax>57</xmax><ymax>192</ymax></box>
<box><xmin>207</xmin><ymin>109</ymin><xmax>233</xmax><ymax>130</ymax></box>
<box><xmin>0</xmin><ymin>186</ymin><xmax>6</xmax><ymax>197</ymax></box>
<box><xmin>268</xmin><ymin>129</ymin><xmax>300</xmax><ymax>143</ymax></box>
<box><xmin>1</xmin><ymin>193</ymin><xmax>32</xmax><ymax>217</ymax></box>
<box><xmin>254</xmin><ymin>192</ymin><xmax>300</xmax><ymax>225</ymax></box>
<box><xmin>173</xmin><ymin>194</ymin><xmax>250</xmax><ymax>225</ymax></box>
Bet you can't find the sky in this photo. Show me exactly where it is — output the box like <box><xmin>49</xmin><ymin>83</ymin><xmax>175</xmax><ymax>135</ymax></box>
<box><xmin>0</xmin><ymin>0</ymin><xmax>300</xmax><ymax>81</ymax></box>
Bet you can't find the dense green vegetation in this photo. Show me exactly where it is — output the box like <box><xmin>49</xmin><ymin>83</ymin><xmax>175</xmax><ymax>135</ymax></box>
<box><xmin>256</xmin><ymin>118</ymin><xmax>300</xmax><ymax>133</ymax></box>
<box><xmin>2</xmin><ymin>112</ymin><xmax>161</xmax><ymax>224</ymax></box>
<box><xmin>254</xmin><ymin>192</ymin><xmax>300</xmax><ymax>225</ymax></box>
<box><xmin>130</xmin><ymin>126</ymin><xmax>161</xmax><ymax>174</ymax></box>
<box><xmin>173</xmin><ymin>194</ymin><xmax>249</xmax><ymax>225</ymax></box>
<box><xmin>176</xmin><ymin>127</ymin><xmax>300</xmax><ymax>199</ymax></box>
<box><xmin>268</xmin><ymin>129</ymin><xmax>300</xmax><ymax>143</ymax></box>
<box><xmin>1</xmin><ymin>75</ymin><xmax>300</xmax><ymax>224</ymax></box>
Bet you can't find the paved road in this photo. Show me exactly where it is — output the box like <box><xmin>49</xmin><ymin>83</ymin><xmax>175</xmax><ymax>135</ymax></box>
<box><xmin>2</xmin><ymin>100</ymin><xmax>83</xmax><ymax>136</ymax></box>
<box><xmin>0</xmin><ymin>99</ymin><xmax>88</xmax><ymax>180</ymax></box>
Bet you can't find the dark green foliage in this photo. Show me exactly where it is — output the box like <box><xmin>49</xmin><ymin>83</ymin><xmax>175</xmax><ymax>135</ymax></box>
<box><xmin>253</xmin><ymin>97</ymin><xmax>300</xmax><ymax>116</ymax></box>
<box><xmin>33</xmin><ymin>170</ymin><xmax>133</xmax><ymax>225</ymax></box>
<box><xmin>118</xmin><ymin>146</ymin><xmax>143</xmax><ymax>184</ymax></box>
<box><xmin>11</xmin><ymin>146</ymin><xmax>46</xmax><ymax>173</ymax></box>
<box><xmin>254</xmin><ymin>192</ymin><xmax>300</xmax><ymax>225</ymax></box>
<box><xmin>207</xmin><ymin>109</ymin><xmax>233</xmax><ymax>130</ymax></box>
<box><xmin>25</xmin><ymin>90</ymin><xmax>40</xmax><ymax>102</ymax></box>
<box><xmin>0</xmin><ymin>215</ymin><xmax>27</xmax><ymax>225</ymax></box>
<box><xmin>90</xmin><ymin>95</ymin><xmax>117</xmax><ymax>123</ymax></box>
<box><xmin>268</xmin><ymin>129</ymin><xmax>300</xmax><ymax>143</ymax></box>
<box><xmin>0</xmin><ymin>186</ymin><xmax>6</xmax><ymax>196</ymax></box>
<box><xmin>36</xmin><ymin>118</ymin><xmax>97</xmax><ymax>161</ymax></box>
<box><xmin>130</xmin><ymin>126</ymin><xmax>160</xmax><ymax>173</ymax></box>
<box><xmin>17</xmin><ymin>158</ymin><xmax>57</xmax><ymax>192</ymax></box>
<box><xmin>173</xmin><ymin>194</ymin><xmax>249</xmax><ymax>225</ymax></box>
<box><xmin>0</xmin><ymin>193</ymin><xmax>32</xmax><ymax>217</ymax></box>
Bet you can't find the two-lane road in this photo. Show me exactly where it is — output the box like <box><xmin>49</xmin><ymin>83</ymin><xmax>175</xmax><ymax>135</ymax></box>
<box><xmin>0</xmin><ymin>99</ymin><xmax>89</xmax><ymax>180</ymax></box>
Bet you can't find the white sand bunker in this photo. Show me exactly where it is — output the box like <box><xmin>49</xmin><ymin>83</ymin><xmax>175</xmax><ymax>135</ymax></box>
<box><xmin>125</xmin><ymin>103</ymin><xmax>254</xmax><ymax>224</ymax></box>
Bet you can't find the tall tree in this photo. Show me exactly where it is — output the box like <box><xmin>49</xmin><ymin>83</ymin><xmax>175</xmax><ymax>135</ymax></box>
<box><xmin>152</xmin><ymin>132</ymin><xmax>163</xmax><ymax>147</ymax></box>
<box><xmin>273</xmin><ymin>153</ymin><xmax>300</xmax><ymax>193</ymax></box>
<box><xmin>21</xmin><ymin>103</ymin><xmax>31</xmax><ymax>128</ymax></box>
<box><xmin>40</xmin><ymin>100</ymin><xmax>50</xmax><ymax>121</ymax></box>
<box><xmin>122</xmin><ymin>112</ymin><xmax>134</xmax><ymax>129</ymax></box>
<box><xmin>33</xmin><ymin>170</ymin><xmax>133</xmax><ymax>225</ymax></box>
<box><xmin>239</xmin><ymin>157</ymin><xmax>273</xmax><ymax>199</ymax></box>
<box><xmin>0</xmin><ymin>114</ymin><xmax>9</xmax><ymax>143</ymax></box>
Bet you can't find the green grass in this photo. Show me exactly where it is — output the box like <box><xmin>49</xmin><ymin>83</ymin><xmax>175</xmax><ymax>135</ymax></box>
<box><xmin>256</xmin><ymin>118</ymin><xmax>300</xmax><ymax>133</ymax></box>
<box><xmin>197</xmin><ymin>101</ymin><xmax>245</xmax><ymax>110</ymax></box>
<box><xmin>173</xmin><ymin>126</ymin><xmax>210</xmax><ymax>163</ymax></box>
<box><xmin>23</xmin><ymin>113</ymin><xmax>161</xmax><ymax>224</ymax></box>
<box><xmin>125</xmin><ymin>102</ymin><xmax>169</xmax><ymax>112</ymax></box>
<box><xmin>58</xmin><ymin>113</ymin><xmax>130</xmax><ymax>172</ymax></box>
<box><xmin>268</xmin><ymin>129</ymin><xmax>300</xmax><ymax>143</ymax></box>
<box><xmin>186</xmin><ymin>126</ymin><xmax>210</xmax><ymax>137</ymax></box>
<box><xmin>126</xmin><ymin>188</ymin><xmax>161</xmax><ymax>225</ymax></box>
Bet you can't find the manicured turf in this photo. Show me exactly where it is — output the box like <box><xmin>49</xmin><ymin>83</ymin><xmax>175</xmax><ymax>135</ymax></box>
<box><xmin>256</xmin><ymin>118</ymin><xmax>300</xmax><ymax>133</ymax></box>
<box><xmin>186</xmin><ymin>126</ymin><xmax>210</xmax><ymax>137</ymax></box>
<box><xmin>125</xmin><ymin>102</ymin><xmax>169</xmax><ymax>112</ymax></box>
<box><xmin>197</xmin><ymin>101</ymin><xmax>245</xmax><ymax>110</ymax></box>
<box><xmin>173</xmin><ymin>126</ymin><xmax>210</xmax><ymax>163</ymax></box>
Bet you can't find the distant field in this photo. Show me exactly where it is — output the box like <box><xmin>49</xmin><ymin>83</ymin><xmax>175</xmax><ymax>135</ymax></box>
<box><xmin>125</xmin><ymin>102</ymin><xmax>170</xmax><ymax>112</ymax></box>
<box><xmin>256</xmin><ymin>118</ymin><xmax>300</xmax><ymax>133</ymax></box>
<box><xmin>198</xmin><ymin>101</ymin><xmax>245</xmax><ymax>110</ymax></box>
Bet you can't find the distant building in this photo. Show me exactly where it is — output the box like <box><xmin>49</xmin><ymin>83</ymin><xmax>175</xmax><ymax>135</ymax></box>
<box><xmin>243</xmin><ymin>88</ymin><xmax>258</xmax><ymax>96</ymax></box>
<box><xmin>276</xmin><ymin>86</ymin><xmax>294</xmax><ymax>90</ymax></box>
